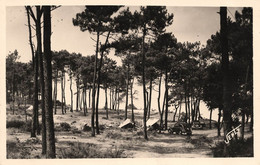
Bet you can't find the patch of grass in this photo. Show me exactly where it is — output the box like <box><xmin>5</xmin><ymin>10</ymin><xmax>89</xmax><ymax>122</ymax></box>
<box><xmin>59</xmin><ymin>142</ymin><xmax>126</xmax><ymax>158</ymax></box>
<box><xmin>186</xmin><ymin>136</ymin><xmax>213</xmax><ymax>148</ymax></box>
<box><xmin>6</xmin><ymin>139</ymin><xmax>36</xmax><ymax>159</ymax></box>
<box><xmin>151</xmin><ymin>145</ymin><xmax>179</xmax><ymax>154</ymax></box>
<box><xmin>105</xmin><ymin>131</ymin><xmax>122</xmax><ymax>139</ymax></box>
<box><xmin>211</xmin><ymin>137</ymin><xmax>253</xmax><ymax>157</ymax></box>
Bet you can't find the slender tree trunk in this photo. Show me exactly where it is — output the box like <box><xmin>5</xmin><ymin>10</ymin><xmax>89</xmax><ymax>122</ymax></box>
<box><xmin>63</xmin><ymin>72</ymin><xmax>66</xmax><ymax>113</ymax></box>
<box><xmin>112</xmin><ymin>88</ymin><xmax>114</xmax><ymax>110</ymax></box>
<box><xmin>184</xmin><ymin>90</ymin><xmax>188</xmax><ymax>123</ymax></box>
<box><xmin>110</xmin><ymin>88</ymin><xmax>112</xmax><ymax>110</ymax></box>
<box><xmin>125</xmin><ymin>63</ymin><xmax>129</xmax><ymax>120</ymax></box>
<box><xmin>220</xmin><ymin>7</ymin><xmax>232</xmax><ymax>156</ymax></box>
<box><xmin>70</xmin><ymin>72</ymin><xmax>73</xmax><ymax>112</ymax></box>
<box><xmin>31</xmin><ymin>38</ymin><xmax>39</xmax><ymax>138</ymax></box>
<box><xmin>61</xmin><ymin>72</ymin><xmax>64</xmax><ymax>114</ymax></box>
<box><xmin>157</xmin><ymin>73</ymin><xmax>163</xmax><ymax>130</ymax></box>
<box><xmin>80</xmin><ymin>88</ymin><xmax>83</xmax><ymax>111</ymax></box>
<box><xmin>24</xmin><ymin>97</ymin><xmax>27</xmax><ymax>122</ymax></box>
<box><xmin>178</xmin><ymin>100</ymin><xmax>182</xmax><ymax>121</ymax></box>
<box><xmin>142</xmin><ymin>28</ymin><xmax>148</xmax><ymax>140</ymax></box>
<box><xmin>76</xmin><ymin>76</ymin><xmax>79</xmax><ymax>111</ymax></box>
<box><xmin>209</xmin><ymin>108</ymin><xmax>213</xmax><ymax>129</ymax></box>
<box><xmin>53</xmin><ymin>69</ymin><xmax>58</xmax><ymax>114</ymax></box>
<box><xmin>242</xmin><ymin>66</ymin><xmax>250</xmax><ymax>140</ymax></box>
<box><xmin>89</xmin><ymin>88</ymin><xmax>91</xmax><ymax>108</ymax></box>
<box><xmin>241</xmin><ymin>109</ymin><xmax>245</xmax><ymax>140</ymax></box>
<box><xmin>35</xmin><ymin>6</ymin><xmax>46</xmax><ymax>153</ymax></box>
<box><xmin>85</xmin><ymin>86</ymin><xmax>88</xmax><ymax>113</ymax></box>
<box><xmin>91</xmin><ymin>31</ymin><xmax>100</xmax><ymax>137</ymax></box>
<box><xmin>130</xmin><ymin>79</ymin><xmax>135</xmax><ymax>123</ymax></box>
<box><xmin>117</xmin><ymin>90</ymin><xmax>120</xmax><ymax>114</ymax></box>
<box><xmin>165</xmin><ymin>68</ymin><xmax>168</xmax><ymax>130</ymax></box>
<box><xmin>250</xmin><ymin>112</ymin><xmax>253</xmax><ymax>132</ymax></box>
<box><xmin>105</xmin><ymin>87</ymin><xmax>108</xmax><ymax>119</ymax></box>
<box><xmin>173</xmin><ymin>104</ymin><xmax>179</xmax><ymax>122</ymax></box>
<box><xmin>218</xmin><ymin>108</ymin><xmax>222</xmax><ymax>136</ymax></box>
<box><xmin>43</xmin><ymin>6</ymin><xmax>56</xmax><ymax>158</ymax></box>
<box><xmin>187</xmin><ymin>96</ymin><xmax>191</xmax><ymax>126</ymax></box>
<box><xmin>83</xmin><ymin>86</ymin><xmax>86</xmax><ymax>116</ymax></box>
<box><xmin>147</xmin><ymin>76</ymin><xmax>152</xmax><ymax>120</ymax></box>
<box><xmin>96</xmin><ymin>31</ymin><xmax>110</xmax><ymax>134</ymax></box>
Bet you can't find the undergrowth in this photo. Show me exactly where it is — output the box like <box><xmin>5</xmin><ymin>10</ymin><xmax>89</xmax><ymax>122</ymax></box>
<box><xmin>59</xmin><ymin>142</ymin><xmax>126</xmax><ymax>158</ymax></box>
<box><xmin>211</xmin><ymin>137</ymin><xmax>253</xmax><ymax>157</ymax></box>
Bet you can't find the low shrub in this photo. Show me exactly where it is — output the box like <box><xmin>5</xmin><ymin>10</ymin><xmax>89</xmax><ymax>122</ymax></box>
<box><xmin>105</xmin><ymin>131</ymin><xmax>122</xmax><ymax>139</ymax></box>
<box><xmin>60</xmin><ymin>142</ymin><xmax>126</xmax><ymax>158</ymax></box>
<box><xmin>60</xmin><ymin>122</ymin><xmax>71</xmax><ymax>131</ymax></box>
<box><xmin>6</xmin><ymin>120</ymin><xmax>25</xmax><ymax>129</ymax></box>
<box><xmin>7</xmin><ymin>140</ymin><xmax>31</xmax><ymax>159</ymax></box>
<box><xmin>55</xmin><ymin>122</ymin><xmax>71</xmax><ymax>131</ymax></box>
<box><xmin>82</xmin><ymin>124</ymin><xmax>91</xmax><ymax>132</ymax></box>
<box><xmin>211</xmin><ymin>137</ymin><xmax>253</xmax><ymax>157</ymax></box>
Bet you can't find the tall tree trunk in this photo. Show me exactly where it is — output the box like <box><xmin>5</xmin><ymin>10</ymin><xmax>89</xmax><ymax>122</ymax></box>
<box><xmin>85</xmin><ymin>86</ymin><xmax>88</xmax><ymax>113</ymax></box>
<box><xmin>91</xmin><ymin>31</ymin><xmax>100</xmax><ymax>137</ymax></box>
<box><xmin>125</xmin><ymin>63</ymin><xmax>129</xmax><ymax>120</ymax></box>
<box><xmin>89</xmin><ymin>87</ymin><xmax>91</xmax><ymax>108</ymax></box>
<box><xmin>63</xmin><ymin>72</ymin><xmax>66</xmax><ymax>113</ymax></box>
<box><xmin>80</xmin><ymin>88</ymin><xmax>83</xmax><ymax>111</ymax></box>
<box><xmin>165</xmin><ymin>68</ymin><xmax>168</xmax><ymax>130</ymax></box>
<box><xmin>147</xmin><ymin>76</ymin><xmax>152</xmax><ymax>120</ymax></box>
<box><xmin>69</xmin><ymin>72</ymin><xmax>73</xmax><ymax>112</ymax></box>
<box><xmin>178</xmin><ymin>100</ymin><xmax>182</xmax><ymax>121</ymax></box>
<box><xmin>187</xmin><ymin>96</ymin><xmax>191</xmax><ymax>126</ymax></box>
<box><xmin>209</xmin><ymin>108</ymin><xmax>213</xmax><ymax>129</ymax></box>
<box><xmin>184</xmin><ymin>90</ymin><xmax>188</xmax><ymax>123</ymax></box>
<box><xmin>112</xmin><ymin>88</ymin><xmax>115</xmax><ymax>110</ymax></box>
<box><xmin>241</xmin><ymin>109</ymin><xmax>245</xmax><ymax>140</ymax></box>
<box><xmin>31</xmin><ymin>36</ymin><xmax>39</xmax><ymax>138</ymax></box>
<box><xmin>96</xmin><ymin>31</ymin><xmax>110</xmax><ymax>134</ymax></box>
<box><xmin>35</xmin><ymin>6</ymin><xmax>46</xmax><ymax>154</ymax></box>
<box><xmin>109</xmin><ymin>88</ymin><xmax>112</xmax><ymax>110</ymax></box>
<box><xmin>53</xmin><ymin>69</ymin><xmax>58</xmax><ymax>114</ymax></box>
<box><xmin>83</xmin><ymin>86</ymin><xmax>86</xmax><ymax>116</ymax></box>
<box><xmin>76</xmin><ymin>76</ymin><xmax>79</xmax><ymax>111</ymax></box>
<box><xmin>157</xmin><ymin>73</ymin><xmax>163</xmax><ymax>130</ymax></box>
<box><xmin>220</xmin><ymin>7</ymin><xmax>232</xmax><ymax>155</ymax></box>
<box><xmin>61</xmin><ymin>72</ymin><xmax>64</xmax><ymax>114</ymax></box>
<box><xmin>43</xmin><ymin>6</ymin><xmax>56</xmax><ymax>158</ymax></box>
<box><xmin>242</xmin><ymin>66</ymin><xmax>250</xmax><ymax>140</ymax></box>
<box><xmin>218</xmin><ymin>108</ymin><xmax>222</xmax><ymax>136</ymax></box>
<box><xmin>117</xmin><ymin>90</ymin><xmax>120</xmax><ymax>114</ymax></box>
<box><xmin>105</xmin><ymin>87</ymin><xmax>108</xmax><ymax>119</ymax></box>
<box><xmin>173</xmin><ymin>103</ymin><xmax>179</xmax><ymax>122</ymax></box>
<box><xmin>130</xmin><ymin>79</ymin><xmax>135</xmax><ymax>123</ymax></box>
<box><xmin>142</xmin><ymin>28</ymin><xmax>148</xmax><ymax>140</ymax></box>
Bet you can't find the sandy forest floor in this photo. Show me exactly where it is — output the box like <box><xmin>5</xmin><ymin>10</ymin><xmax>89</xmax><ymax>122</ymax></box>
<box><xmin>6</xmin><ymin>104</ymin><xmax>253</xmax><ymax>158</ymax></box>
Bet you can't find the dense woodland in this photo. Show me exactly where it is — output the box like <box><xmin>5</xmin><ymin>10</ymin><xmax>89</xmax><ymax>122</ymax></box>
<box><xmin>6</xmin><ymin>6</ymin><xmax>253</xmax><ymax>158</ymax></box>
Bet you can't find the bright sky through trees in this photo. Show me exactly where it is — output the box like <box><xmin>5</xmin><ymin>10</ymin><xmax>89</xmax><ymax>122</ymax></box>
<box><xmin>6</xmin><ymin>6</ymin><xmax>241</xmax><ymax>63</ymax></box>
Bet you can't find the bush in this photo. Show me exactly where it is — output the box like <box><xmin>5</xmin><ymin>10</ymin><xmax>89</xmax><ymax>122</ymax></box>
<box><xmin>55</xmin><ymin>122</ymin><xmax>71</xmax><ymax>131</ymax></box>
<box><xmin>82</xmin><ymin>124</ymin><xmax>91</xmax><ymax>132</ymax></box>
<box><xmin>60</xmin><ymin>122</ymin><xmax>71</xmax><ymax>131</ymax></box>
<box><xmin>105</xmin><ymin>131</ymin><xmax>122</xmax><ymax>139</ymax></box>
<box><xmin>6</xmin><ymin>120</ymin><xmax>25</xmax><ymax>129</ymax></box>
<box><xmin>7</xmin><ymin>140</ymin><xmax>31</xmax><ymax>159</ymax></box>
<box><xmin>211</xmin><ymin>137</ymin><xmax>253</xmax><ymax>157</ymax></box>
<box><xmin>60</xmin><ymin>142</ymin><xmax>126</xmax><ymax>158</ymax></box>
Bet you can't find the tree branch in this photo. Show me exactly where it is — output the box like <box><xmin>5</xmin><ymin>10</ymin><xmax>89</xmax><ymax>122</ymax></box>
<box><xmin>27</xmin><ymin>6</ymin><xmax>37</xmax><ymax>23</ymax></box>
